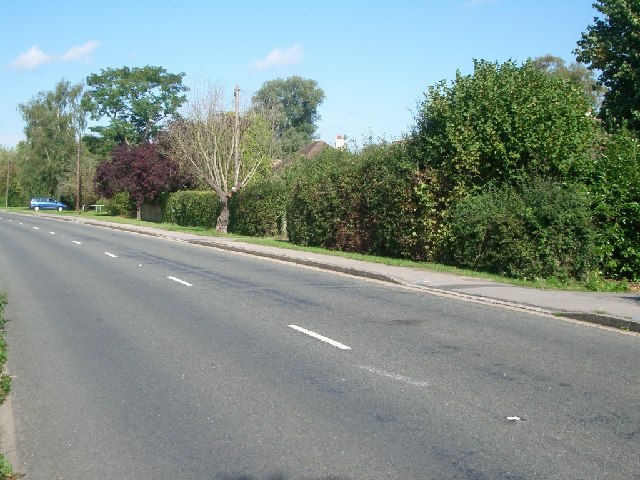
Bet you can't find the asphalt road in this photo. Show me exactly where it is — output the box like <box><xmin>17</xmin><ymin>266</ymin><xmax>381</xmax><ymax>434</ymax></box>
<box><xmin>0</xmin><ymin>212</ymin><xmax>638</xmax><ymax>480</ymax></box>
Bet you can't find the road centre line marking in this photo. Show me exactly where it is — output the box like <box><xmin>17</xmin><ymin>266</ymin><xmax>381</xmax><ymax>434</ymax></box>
<box><xmin>72</xmin><ymin>241</ymin><xmax>81</xmax><ymax>245</ymax></box>
<box><xmin>288</xmin><ymin>325</ymin><xmax>351</xmax><ymax>350</ymax></box>
<box><xmin>104</xmin><ymin>252</ymin><xmax>118</xmax><ymax>258</ymax></box>
<box><xmin>167</xmin><ymin>276</ymin><xmax>192</xmax><ymax>287</ymax></box>
<box><xmin>358</xmin><ymin>365</ymin><xmax>429</xmax><ymax>387</ymax></box>
<box><xmin>49</xmin><ymin>232</ymin><xmax>55</xmax><ymax>235</ymax></box>
<box><xmin>33</xmin><ymin>226</ymin><xmax>39</xmax><ymax>230</ymax></box>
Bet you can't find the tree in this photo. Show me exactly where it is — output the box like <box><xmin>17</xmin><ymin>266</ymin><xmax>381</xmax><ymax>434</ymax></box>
<box><xmin>95</xmin><ymin>143</ymin><xmax>189</xmax><ymax>219</ymax></box>
<box><xmin>0</xmin><ymin>147</ymin><xmax>21</xmax><ymax>207</ymax></box>
<box><xmin>412</xmin><ymin>59</ymin><xmax>596</xmax><ymax>189</ymax></box>
<box><xmin>17</xmin><ymin>80</ymin><xmax>81</xmax><ymax>199</ymax></box>
<box><xmin>575</xmin><ymin>0</ymin><xmax>640</xmax><ymax>132</ymax></box>
<box><xmin>164</xmin><ymin>85</ymin><xmax>277</xmax><ymax>232</ymax></box>
<box><xmin>85</xmin><ymin>66</ymin><xmax>188</xmax><ymax>147</ymax></box>
<box><xmin>409</xmin><ymin>60</ymin><xmax>597</xmax><ymax>256</ymax></box>
<box><xmin>529</xmin><ymin>54</ymin><xmax>604</xmax><ymax>109</ymax></box>
<box><xmin>252</xmin><ymin>76</ymin><xmax>325</xmax><ymax>156</ymax></box>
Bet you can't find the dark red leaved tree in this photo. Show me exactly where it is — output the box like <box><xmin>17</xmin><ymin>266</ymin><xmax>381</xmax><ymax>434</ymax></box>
<box><xmin>95</xmin><ymin>143</ymin><xmax>193</xmax><ymax>219</ymax></box>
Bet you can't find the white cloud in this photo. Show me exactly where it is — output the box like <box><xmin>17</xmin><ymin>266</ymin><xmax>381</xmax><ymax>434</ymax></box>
<box><xmin>10</xmin><ymin>40</ymin><xmax>100</xmax><ymax>71</ymax></box>
<box><xmin>10</xmin><ymin>45</ymin><xmax>53</xmax><ymax>71</ymax></box>
<box><xmin>252</xmin><ymin>43</ymin><xmax>303</xmax><ymax>70</ymax></box>
<box><xmin>61</xmin><ymin>40</ymin><xmax>100</xmax><ymax>62</ymax></box>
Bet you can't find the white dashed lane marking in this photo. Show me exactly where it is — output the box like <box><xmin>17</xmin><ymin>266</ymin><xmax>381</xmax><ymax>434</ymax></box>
<box><xmin>359</xmin><ymin>365</ymin><xmax>429</xmax><ymax>388</ymax></box>
<box><xmin>104</xmin><ymin>252</ymin><xmax>118</xmax><ymax>258</ymax></box>
<box><xmin>72</xmin><ymin>241</ymin><xmax>81</xmax><ymax>245</ymax></box>
<box><xmin>167</xmin><ymin>276</ymin><xmax>192</xmax><ymax>287</ymax></box>
<box><xmin>288</xmin><ymin>325</ymin><xmax>351</xmax><ymax>350</ymax></box>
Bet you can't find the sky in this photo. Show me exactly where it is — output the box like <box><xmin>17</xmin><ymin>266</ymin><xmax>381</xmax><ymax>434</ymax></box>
<box><xmin>1</xmin><ymin>0</ymin><xmax>600</xmax><ymax>150</ymax></box>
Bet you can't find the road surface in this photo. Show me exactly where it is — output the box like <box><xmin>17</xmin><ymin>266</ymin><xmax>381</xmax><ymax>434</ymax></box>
<box><xmin>0</xmin><ymin>212</ymin><xmax>638</xmax><ymax>479</ymax></box>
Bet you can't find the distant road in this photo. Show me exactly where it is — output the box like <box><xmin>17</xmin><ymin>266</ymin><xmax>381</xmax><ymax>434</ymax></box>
<box><xmin>0</xmin><ymin>212</ymin><xmax>638</xmax><ymax>479</ymax></box>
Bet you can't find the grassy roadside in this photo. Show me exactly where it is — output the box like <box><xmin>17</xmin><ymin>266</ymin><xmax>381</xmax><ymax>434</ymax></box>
<box><xmin>0</xmin><ymin>294</ymin><xmax>17</xmax><ymax>480</ymax></box>
<box><xmin>1</xmin><ymin>206</ymin><xmax>632</xmax><ymax>292</ymax></box>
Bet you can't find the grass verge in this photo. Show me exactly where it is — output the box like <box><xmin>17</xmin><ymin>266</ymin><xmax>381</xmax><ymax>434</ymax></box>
<box><xmin>1</xmin><ymin>207</ymin><xmax>631</xmax><ymax>292</ymax></box>
<box><xmin>0</xmin><ymin>294</ymin><xmax>18</xmax><ymax>480</ymax></box>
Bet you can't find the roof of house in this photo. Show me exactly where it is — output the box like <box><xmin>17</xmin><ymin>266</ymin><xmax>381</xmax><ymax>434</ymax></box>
<box><xmin>295</xmin><ymin>140</ymin><xmax>330</xmax><ymax>158</ymax></box>
<box><xmin>271</xmin><ymin>140</ymin><xmax>331</xmax><ymax>171</ymax></box>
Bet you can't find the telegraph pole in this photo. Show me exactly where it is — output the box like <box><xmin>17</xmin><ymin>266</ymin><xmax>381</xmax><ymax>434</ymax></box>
<box><xmin>4</xmin><ymin>156</ymin><xmax>9</xmax><ymax>208</ymax></box>
<box><xmin>233</xmin><ymin>84</ymin><xmax>240</xmax><ymax>188</ymax></box>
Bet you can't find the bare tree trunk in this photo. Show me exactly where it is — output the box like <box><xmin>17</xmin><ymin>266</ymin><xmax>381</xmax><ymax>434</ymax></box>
<box><xmin>216</xmin><ymin>194</ymin><xmax>229</xmax><ymax>233</ymax></box>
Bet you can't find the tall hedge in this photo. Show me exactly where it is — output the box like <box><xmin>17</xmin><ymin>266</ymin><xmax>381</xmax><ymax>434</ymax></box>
<box><xmin>332</xmin><ymin>143</ymin><xmax>432</xmax><ymax>259</ymax></box>
<box><xmin>229</xmin><ymin>177</ymin><xmax>287</xmax><ymax>237</ymax></box>
<box><xmin>443</xmin><ymin>179</ymin><xmax>596</xmax><ymax>280</ymax></box>
<box><xmin>590</xmin><ymin>129</ymin><xmax>640</xmax><ymax>280</ymax></box>
<box><xmin>163</xmin><ymin>190</ymin><xmax>219</xmax><ymax>229</ymax></box>
<box><xmin>286</xmin><ymin>147</ymin><xmax>351</xmax><ymax>247</ymax></box>
<box><xmin>285</xmin><ymin>143</ymin><xmax>435</xmax><ymax>260</ymax></box>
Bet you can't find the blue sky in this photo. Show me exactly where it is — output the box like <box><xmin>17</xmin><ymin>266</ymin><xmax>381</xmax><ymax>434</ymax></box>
<box><xmin>1</xmin><ymin>0</ymin><xmax>599</xmax><ymax>149</ymax></box>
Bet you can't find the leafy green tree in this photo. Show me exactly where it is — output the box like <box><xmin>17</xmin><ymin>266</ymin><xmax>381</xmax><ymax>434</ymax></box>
<box><xmin>17</xmin><ymin>80</ymin><xmax>82</xmax><ymax>200</ymax></box>
<box><xmin>529</xmin><ymin>54</ymin><xmax>604</xmax><ymax>109</ymax></box>
<box><xmin>575</xmin><ymin>0</ymin><xmax>640</xmax><ymax>132</ymax></box>
<box><xmin>0</xmin><ymin>147</ymin><xmax>22</xmax><ymax>207</ymax></box>
<box><xmin>252</xmin><ymin>76</ymin><xmax>325</xmax><ymax>156</ymax></box>
<box><xmin>409</xmin><ymin>60</ymin><xmax>597</xmax><ymax>257</ymax></box>
<box><xmin>85</xmin><ymin>66</ymin><xmax>188</xmax><ymax>147</ymax></box>
<box><xmin>411</xmin><ymin>59</ymin><xmax>596</xmax><ymax>192</ymax></box>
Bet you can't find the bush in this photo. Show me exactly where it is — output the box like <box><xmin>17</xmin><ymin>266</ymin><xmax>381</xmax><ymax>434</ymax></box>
<box><xmin>332</xmin><ymin>143</ymin><xmax>433</xmax><ymax>259</ymax></box>
<box><xmin>590</xmin><ymin>129</ymin><xmax>640</xmax><ymax>281</ymax></box>
<box><xmin>444</xmin><ymin>178</ymin><xmax>597</xmax><ymax>280</ymax></box>
<box><xmin>286</xmin><ymin>147</ymin><xmax>351</xmax><ymax>246</ymax></box>
<box><xmin>229</xmin><ymin>177</ymin><xmax>287</xmax><ymax>237</ymax></box>
<box><xmin>284</xmin><ymin>142</ymin><xmax>439</xmax><ymax>260</ymax></box>
<box><xmin>163</xmin><ymin>190</ymin><xmax>219</xmax><ymax>229</ymax></box>
<box><xmin>104</xmin><ymin>192</ymin><xmax>135</xmax><ymax>217</ymax></box>
<box><xmin>0</xmin><ymin>294</ymin><xmax>12</xmax><ymax>405</ymax></box>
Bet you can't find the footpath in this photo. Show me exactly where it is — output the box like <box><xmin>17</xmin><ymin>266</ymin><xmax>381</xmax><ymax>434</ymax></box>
<box><xmin>66</xmin><ymin>215</ymin><xmax>640</xmax><ymax>334</ymax></box>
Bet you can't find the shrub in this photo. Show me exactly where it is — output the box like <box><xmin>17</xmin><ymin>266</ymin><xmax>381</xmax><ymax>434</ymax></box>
<box><xmin>590</xmin><ymin>129</ymin><xmax>640</xmax><ymax>281</ymax></box>
<box><xmin>229</xmin><ymin>177</ymin><xmax>287</xmax><ymax>237</ymax></box>
<box><xmin>0</xmin><ymin>294</ymin><xmax>12</xmax><ymax>405</ymax></box>
<box><xmin>284</xmin><ymin>142</ymin><xmax>441</xmax><ymax>260</ymax></box>
<box><xmin>104</xmin><ymin>192</ymin><xmax>135</xmax><ymax>217</ymax></box>
<box><xmin>332</xmin><ymin>143</ymin><xmax>433</xmax><ymax>259</ymax></box>
<box><xmin>163</xmin><ymin>190</ymin><xmax>219</xmax><ymax>229</ymax></box>
<box><xmin>286</xmin><ymin>147</ymin><xmax>352</xmax><ymax>246</ymax></box>
<box><xmin>444</xmin><ymin>178</ymin><xmax>597</xmax><ymax>280</ymax></box>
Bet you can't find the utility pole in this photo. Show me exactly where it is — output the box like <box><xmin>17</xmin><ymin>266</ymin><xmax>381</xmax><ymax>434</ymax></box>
<box><xmin>4</xmin><ymin>155</ymin><xmax>9</xmax><ymax>208</ymax></box>
<box><xmin>233</xmin><ymin>84</ymin><xmax>240</xmax><ymax>190</ymax></box>
<box><xmin>75</xmin><ymin>134</ymin><xmax>81</xmax><ymax>212</ymax></box>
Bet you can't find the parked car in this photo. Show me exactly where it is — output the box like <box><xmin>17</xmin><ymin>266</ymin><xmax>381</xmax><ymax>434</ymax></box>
<box><xmin>29</xmin><ymin>197</ymin><xmax>68</xmax><ymax>212</ymax></box>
